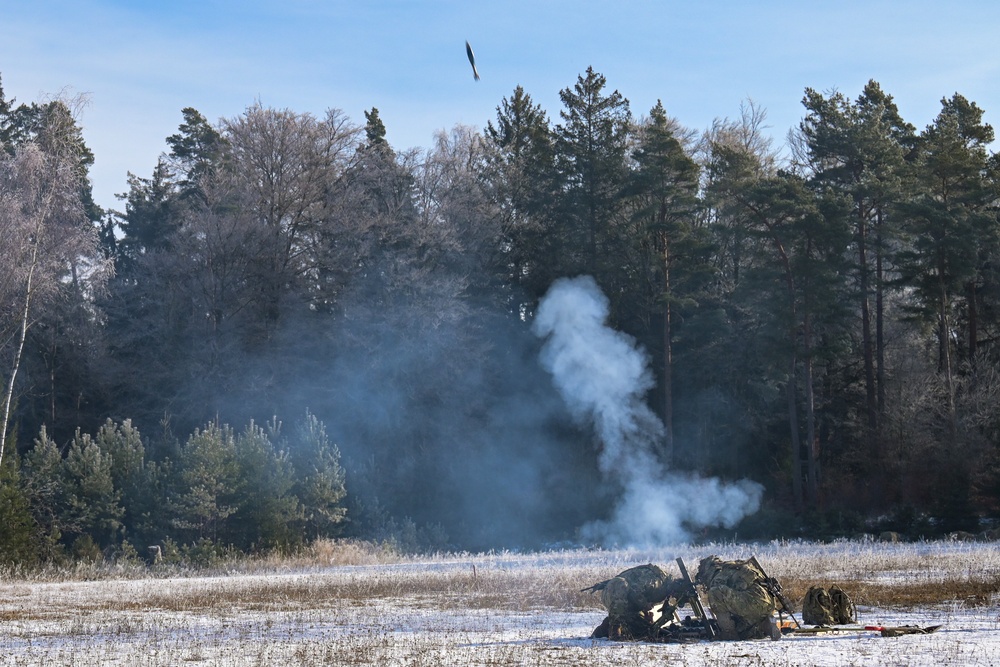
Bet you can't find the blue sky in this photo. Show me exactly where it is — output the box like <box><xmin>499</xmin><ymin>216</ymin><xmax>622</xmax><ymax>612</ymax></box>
<box><xmin>4</xmin><ymin>1</ymin><xmax>1000</xmax><ymax>211</ymax></box>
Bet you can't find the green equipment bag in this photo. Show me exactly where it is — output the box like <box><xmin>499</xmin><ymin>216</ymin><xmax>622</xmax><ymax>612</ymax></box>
<box><xmin>801</xmin><ymin>586</ymin><xmax>837</xmax><ymax>626</ymax></box>
<box><xmin>829</xmin><ymin>585</ymin><xmax>856</xmax><ymax>624</ymax></box>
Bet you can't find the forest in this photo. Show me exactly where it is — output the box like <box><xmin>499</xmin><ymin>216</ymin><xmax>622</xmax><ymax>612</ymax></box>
<box><xmin>1</xmin><ymin>66</ymin><xmax>999</xmax><ymax>563</ymax></box>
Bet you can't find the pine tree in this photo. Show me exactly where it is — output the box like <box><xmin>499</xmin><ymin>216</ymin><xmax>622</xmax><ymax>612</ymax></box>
<box><xmin>169</xmin><ymin>423</ymin><xmax>240</xmax><ymax>544</ymax></box>
<box><xmin>554</xmin><ymin>67</ymin><xmax>632</xmax><ymax>290</ymax></box>
<box><xmin>0</xmin><ymin>436</ymin><xmax>37</xmax><ymax>563</ymax></box>
<box><xmin>62</xmin><ymin>429</ymin><xmax>124</xmax><ymax>547</ymax></box>
<box><xmin>799</xmin><ymin>81</ymin><xmax>915</xmax><ymax>457</ymax></box>
<box><xmin>229</xmin><ymin>420</ymin><xmax>300</xmax><ymax>550</ymax></box>
<box><xmin>363</xmin><ymin>107</ymin><xmax>389</xmax><ymax>148</ymax></box>
<box><xmin>0</xmin><ymin>74</ymin><xmax>18</xmax><ymax>153</ymax></box>
<box><xmin>897</xmin><ymin>94</ymin><xmax>996</xmax><ymax>436</ymax></box>
<box><xmin>483</xmin><ymin>86</ymin><xmax>560</xmax><ymax>314</ymax></box>
<box><xmin>708</xmin><ymin>156</ymin><xmax>850</xmax><ymax>508</ymax></box>
<box><xmin>628</xmin><ymin>100</ymin><xmax>703</xmax><ymax>464</ymax></box>
<box><xmin>115</xmin><ymin>159</ymin><xmax>179</xmax><ymax>266</ymax></box>
<box><xmin>20</xmin><ymin>426</ymin><xmax>68</xmax><ymax>560</ymax></box>
<box><xmin>165</xmin><ymin>107</ymin><xmax>225</xmax><ymax>199</ymax></box>
<box><xmin>95</xmin><ymin>419</ymin><xmax>146</xmax><ymax>539</ymax></box>
<box><xmin>289</xmin><ymin>412</ymin><xmax>347</xmax><ymax>540</ymax></box>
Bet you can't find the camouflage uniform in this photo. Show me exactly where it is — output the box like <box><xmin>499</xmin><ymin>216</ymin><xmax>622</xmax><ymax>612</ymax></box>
<box><xmin>695</xmin><ymin>556</ymin><xmax>780</xmax><ymax>641</ymax></box>
<box><xmin>586</xmin><ymin>564</ymin><xmax>688</xmax><ymax>640</ymax></box>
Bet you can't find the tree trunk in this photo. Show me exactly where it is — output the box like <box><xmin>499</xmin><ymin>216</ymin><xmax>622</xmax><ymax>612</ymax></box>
<box><xmin>802</xmin><ymin>311</ymin><xmax>820</xmax><ymax>508</ymax></box>
<box><xmin>875</xmin><ymin>209</ymin><xmax>886</xmax><ymax>418</ymax></box>
<box><xmin>939</xmin><ymin>271</ymin><xmax>958</xmax><ymax>438</ymax></box>
<box><xmin>787</xmin><ymin>352</ymin><xmax>805</xmax><ymax>513</ymax></box>
<box><xmin>766</xmin><ymin>231</ymin><xmax>806</xmax><ymax>511</ymax></box>
<box><xmin>857</xmin><ymin>212</ymin><xmax>879</xmax><ymax>457</ymax></box>
<box><xmin>966</xmin><ymin>279</ymin><xmax>978</xmax><ymax>365</ymax></box>
<box><xmin>0</xmin><ymin>231</ymin><xmax>41</xmax><ymax>467</ymax></box>
<box><xmin>661</xmin><ymin>231</ymin><xmax>674</xmax><ymax>467</ymax></box>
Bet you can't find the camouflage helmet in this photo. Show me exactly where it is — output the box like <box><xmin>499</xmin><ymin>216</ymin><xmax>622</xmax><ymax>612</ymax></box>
<box><xmin>695</xmin><ymin>555</ymin><xmax>722</xmax><ymax>586</ymax></box>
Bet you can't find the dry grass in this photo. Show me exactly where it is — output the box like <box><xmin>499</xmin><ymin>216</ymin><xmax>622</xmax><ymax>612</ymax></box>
<box><xmin>778</xmin><ymin>573</ymin><xmax>1000</xmax><ymax>609</ymax></box>
<box><xmin>0</xmin><ymin>563</ymin><xmax>596</xmax><ymax>623</ymax></box>
<box><xmin>255</xmin><ymin>538</ymin><xmax>409</xmax><ymax>568</ymax></box>
<box><xmin>2</xmin><ymin>540</ymin><xmax>998</xmax><ymax>666</ymax></box>
<box><xmin>738</xmin><ymin>539</ymin><xmax>1000</xmax><ymax>610</ymax></box>
<box><xmin>4</xmin><ymin>538</ymin><xmax>997</xmax><ymax>621</ymax></box>
<box><xmin>0</xmin><ymin>539</ymin><xmax>410</xmax><ymax>584</ymax></box>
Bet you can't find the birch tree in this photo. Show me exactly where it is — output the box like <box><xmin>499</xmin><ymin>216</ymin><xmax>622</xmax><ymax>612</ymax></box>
<box><xmin>0</xmin><ymin>135</ymin><xmax>109</xmax><ymax>465</ymax></box>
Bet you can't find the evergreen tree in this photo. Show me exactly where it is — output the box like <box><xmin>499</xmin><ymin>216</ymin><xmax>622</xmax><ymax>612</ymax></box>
<box><xmin>289</xmin><ymin>411</ymin><xmax>347</xmax><ymax>540</ymax></box>
<box><xmin>799</xmin><ymin>81</ymin><xmax>915</xmax><ymax>458</ymax></box>
<box><xmin>169</xmin><ymin>423</ymin><xmax>240</xmax><ymax>544</ymax></box>
<box><xmin>0</xmin><ymin>74</ymin><xmax>18</xmax><ymax>153</ymax></box>
<box><xmin>0</xmin><ymin>436</ymin><xmax>37</xmax><ymax>564</ymax></box>
<box><xmin>554</xmin><ymin>67</ymin><xmax>632</xmax><ymax>294</ymax></box>
<box><xmin>6</xmin><ymin>98</ymin><xmax>102</xmax><ymax>222</ymax></box>
<box><xmin>708</xmin><ymin>153</ymin><xmax>850</xmax><ymax>508</ymax></box>
<box><xmin>62</xmin><ymin>429</ymin><xmax>124</xmax><ymax>547</ymax></box>
<box><xmin>229</xmin><ymin>421</ymin><xmax>300</xmax><ymax>550</ymax></box>
<box><xmin>483</xmin><ymin>86</ymin><xmax>560</xmax><ymax>313</ymax></box>
<box><xmin>698</xmin><ymin>114</ymin><xmax>784</xmax><ymax>481</ymax></box>
<box><xmin>20</xmin><ymin>426</ymin><xmax>68</xmax><ymax>561</ymax></box>
<box><xmin>364</xmin><ymin>107</ymin><xmax>388</xmax><ymax>148</ymax></box>
<box><xmin>349</xmin><ymin>105</ymin><xmax>415</xmax><ymax>225</ymax></box>
<box><xmin>115</xmin><ymin>159</ymin><xmax>180</xmax><ymax>266</ymax></box>
<box><xmin>165</xmin><ymin>106</ymin><xmax>225</xmax><ymax>200</ymax></box>
<box><xmin>628</xmin><ymin>100</ymin><xmax>704</xmax><ymax>464</ymax></box>
<box><xmin>95</xmin><ymin>419</ymin><xmax>146</xmax><ymax>539</ymax></box>
<box><xmin>897</xmin><ymin>94</ymin><xmax>996</xmax><ymax>436</ymax></box>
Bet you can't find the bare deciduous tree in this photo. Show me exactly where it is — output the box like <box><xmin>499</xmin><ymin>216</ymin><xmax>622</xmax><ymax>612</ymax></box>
<box><xmin>0</xmin><ymin>139</ymin><xmax>110</xmax><ymax>464</ymax></box>
<box><xmin>220</xmin><ymin>104</ymin><xmax>361</xmax><ymax>330</ymax></box>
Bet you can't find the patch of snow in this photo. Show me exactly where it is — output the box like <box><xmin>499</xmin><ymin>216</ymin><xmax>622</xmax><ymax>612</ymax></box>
<box><xmin>1</xmin><ymin>541</ymin><xmax>998</xmax><ymax>665</ymax></box>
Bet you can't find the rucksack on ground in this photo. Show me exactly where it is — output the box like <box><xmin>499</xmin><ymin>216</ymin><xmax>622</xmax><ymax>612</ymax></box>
<box><xmin>801</xmin><ymin>586</ymin><xmax>836</xmax><ymax>626</ymax></box>
<box><xmin>829</xmin><ymin>585</ymin><xmax>856</xmax><ymax>624</ymax></box>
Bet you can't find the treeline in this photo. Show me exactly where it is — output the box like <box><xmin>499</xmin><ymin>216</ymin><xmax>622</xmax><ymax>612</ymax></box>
<box><xmin>1</xmin><ymin>414</ymin><xmax>346</xmax><ymax>565</ymax></box>
<box><xmin>2</xmin><ymin>67</ymin><xmax>1000</xmax><ymax>561</ymax></box>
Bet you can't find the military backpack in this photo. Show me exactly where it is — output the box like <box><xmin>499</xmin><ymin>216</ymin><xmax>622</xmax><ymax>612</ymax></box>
<box><xmin>802</xmin><ymin>585</ymin><xmax>856</xmax><ymax>626</ymax></box>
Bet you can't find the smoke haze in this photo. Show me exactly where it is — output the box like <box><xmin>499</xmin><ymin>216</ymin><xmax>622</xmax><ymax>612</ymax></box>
<box><xmin>533</xmin><ymin>276</ymin><xmax>763</xmax><ymax>546</ymax></box>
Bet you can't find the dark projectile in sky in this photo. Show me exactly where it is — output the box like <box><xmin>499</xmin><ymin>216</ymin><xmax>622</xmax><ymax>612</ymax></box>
<box><xmin>466</xmin><ymin>40</ymin><xmax>480</xmax><ymax>81</ymax></box>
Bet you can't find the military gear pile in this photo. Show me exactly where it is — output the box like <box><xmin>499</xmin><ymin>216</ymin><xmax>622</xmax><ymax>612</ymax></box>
<box><xmin>585</xmin><ymin>557</ymin><xmax>786</xmax><ymax>643</ymax></box>
<box><xmin>582</xmin><ymin>555</ymin><xmax>919</xmax><ymax>645</ymax></box>
<box><xmin>802</xmin><ymin>584</ymin><xmax>856</xmax><ymax>626</ymax></box>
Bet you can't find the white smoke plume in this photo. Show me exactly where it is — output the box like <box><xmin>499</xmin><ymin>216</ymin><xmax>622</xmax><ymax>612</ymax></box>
<box><xmin>532</xmin><ymin>276</ymin><xmax>763</xmax><ymax>546</ymax></box>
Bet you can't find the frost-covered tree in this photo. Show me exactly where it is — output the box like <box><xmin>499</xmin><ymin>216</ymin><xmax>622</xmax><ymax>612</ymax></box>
<box><xmin>0</xmin><ymin>95</ymin><xmax>110</xmax><ymax>462</ymax></box>
<box><xmin>289</xmin><ymin>412</ymin><xmax>347</xmax><ymax>540</ymax></box>
<box><xmin>229</xmin><ymin>421</ymin><xmax>300</xmax><ymax>549</ymax></box>
<box><xmin>62</xmin><ymin>429</ymin><xmax>124</xmax><ymax>547</ymax></box>
<box><xmin>168</xmin><ymin>423</ymin><xmax>240</xmax><ymax>544</ymax></box>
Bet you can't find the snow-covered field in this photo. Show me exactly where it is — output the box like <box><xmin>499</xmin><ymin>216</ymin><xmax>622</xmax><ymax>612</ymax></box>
<box><xmin>1</xmin><ymin>540</ymin><xmax>999</xmax><ymax>666</ymax></box>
